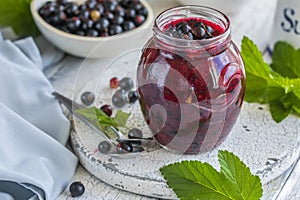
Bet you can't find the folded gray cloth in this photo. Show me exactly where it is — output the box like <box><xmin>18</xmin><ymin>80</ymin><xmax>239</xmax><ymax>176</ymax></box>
<box><xmin>0</xmin><ymin>34</ymin><xmax>78</xmax><ymax>199</ymax></box>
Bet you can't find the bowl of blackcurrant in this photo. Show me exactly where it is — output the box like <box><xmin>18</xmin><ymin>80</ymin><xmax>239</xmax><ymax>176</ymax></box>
<box><xmin>30</xmin><ymin>0</ymin><xmax>154</xmax><ymax>58</ymax></box>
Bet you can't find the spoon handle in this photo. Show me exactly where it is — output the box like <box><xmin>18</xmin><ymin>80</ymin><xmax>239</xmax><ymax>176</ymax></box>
<box><xmin>52</xmin><ymin>92</ymin><xmax>116</xmax><ymax>144</ymax></box>
<box><xmin>52</xmin><ymin>92</ymin><xmax>152</xmax><ymax>143</ymax></box>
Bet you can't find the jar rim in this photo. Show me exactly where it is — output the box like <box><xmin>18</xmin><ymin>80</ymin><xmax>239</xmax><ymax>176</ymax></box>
<box><xmin>153</xmin><ymin>5</ymin><xmax>231</xmax><ymax>53</ymax></box>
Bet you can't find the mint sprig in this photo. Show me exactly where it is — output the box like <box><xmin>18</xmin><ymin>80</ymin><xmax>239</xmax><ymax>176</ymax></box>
<box><xmin>160</xmin><ymin>150</ymin><xmax>262</xmax><ymax>200</ymax></box>
<box><xmin>241</xmin><ymin>36</ymin><xmax>300</xmax><ymax>122</ymax></box>
<box><xmin>76</xmin><ymin>106</ymin><xmax>130</xmax><ymax>129</ymax></box>
<box><xmin>0</xmin><ymin>0</ymin><xmax>40</xmax><ymax>37</ymax></box>
<box><xmin>271</xmin><ymin>41</ymin><xmax>300</xmax><ymax>78</ymax></box>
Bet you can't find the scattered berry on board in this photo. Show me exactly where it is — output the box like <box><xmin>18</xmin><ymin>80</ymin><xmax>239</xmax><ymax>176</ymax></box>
<box><xmin>128</xmin><ymin>128</ymin><xmax>143</xmax><ymax>139</ymax></box>
<box><xmin>112</xmin><ymin>89</ymin><xmax>127</xmax><ymax>108</ymax></box>
<box><xmin>100</xmin><ymin>104</ymin><xmax>113</xmax><ymax>117</ymax></box>
<box><xmin>81</xmin><ymin>91</ymin><xmax>95</xmax><ymax>106</ymax></box>
<box><xmin>98</xmin><ymin>141</ymin><xmax>112</xmax><ymax>154</ymax></box>
<box><xmin>69</xmin><ymin>181</ymin><xmax>85</xmax><ymax>197</ymax></box>
<box><xmin>117</xmin><ymin>141</ymin><xmax>133</xmax><ymax>152</ymax></box>
<box><xmin>128</xmin><ymin>90</ymin><xmax>139</xmax><ymax>103</ymax></box>
<box><xmin>119</xmin><ymin>77</ymin><xmax>134</xmax><ymax>91</ymax></box>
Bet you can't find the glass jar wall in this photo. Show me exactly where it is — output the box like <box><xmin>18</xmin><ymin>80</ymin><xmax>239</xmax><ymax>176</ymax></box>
<box><xmin>137</xmin><ymin>6</ymin><xmax>246</xmax><ymax>154</ymax></box>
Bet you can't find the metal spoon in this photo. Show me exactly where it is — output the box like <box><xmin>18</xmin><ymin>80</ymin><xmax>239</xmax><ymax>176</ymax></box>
<box><xmin>52</xmin><ymin>92</ymin><xmax>156</xmax><ymax>156</ymax></box>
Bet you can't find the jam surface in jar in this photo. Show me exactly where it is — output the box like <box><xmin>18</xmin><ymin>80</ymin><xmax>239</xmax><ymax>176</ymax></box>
<box><xmin>163</xmin><ymin>17</ymin><xmax>225</xmax><ymax>40</ymax></box>
<box><xmin>137</xmin><ymin>9</ymin><xmax>245</xmax><ymax>154</ymax></box>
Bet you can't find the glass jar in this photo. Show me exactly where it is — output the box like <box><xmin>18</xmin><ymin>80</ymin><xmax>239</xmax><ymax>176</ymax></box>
<box><xmin>137</xmin><ymin>6</ymin><xmax>246</xmax><ymax>154</ymax></box>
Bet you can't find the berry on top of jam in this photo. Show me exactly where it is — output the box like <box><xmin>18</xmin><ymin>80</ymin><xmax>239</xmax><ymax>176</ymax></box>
<box><xmin>163</xmin><ymin>17</ymin><xmax>225</xmax><ymax>40</ymax></box>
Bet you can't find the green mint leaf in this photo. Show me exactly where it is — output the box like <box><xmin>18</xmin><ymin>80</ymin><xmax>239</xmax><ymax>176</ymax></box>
<box><xmin>218</xmin><ymin>150</ymin><xmax>263</xmax><ymax>200</ymax></box>
<box><xmin>0</xmin><ymin>0</ymin><xmax>40</xmax><ymax>37</ymax></box>
<box><xmin>281</xmin><ymin>92</ymin><xmax>300</xmax><ymax>115</ymax></box>
<box><xmin>294</xmin><ymin>89</ymin><xmax>300</xmax><ymax>99</ymax></box>
<box><xmin>114</xmin><ymin>110</ymin><xmax>130</xmax><ymax>127</ymax></box>
<box><xmin>96</xmin><ymin>115</ymin><xmax>118</xmax><ymax>128</ymax></box>
<box><xmin>160</xmin><ymin>160</ymin><xmax>242</xmax><ymax>200</ymax></box>
<box><xmin>270</xmin><ymin>41</ymin><xmax>300</xmax><ymax>78</ymax></box>
<box><xmin>292</xmin><ymin>90</ymin><xmax>300</xmax><ymax>113</ymax></box>
<box><xmin>241</xmin><ymin>36</ymin><xmax>276</xmax><ymax>103</ymax></box>
<box><xmin>94</xmin><ymin>108</ymin><xmax>117</xmax><ymax>127</ymax></box>
<box><xmin>242</xmin><ymin>74</ymin><xmax>268</xmax><ymax>103</ymax></box>
<box><xmin>241</xmin><ymin>36</ymin><xmax>272</xmax><ymax>78</ymax></box>
<box><xmin>76</xmin><ymin>107</ymin><xmax>130</xmax><ymax>129</ymax></box>
<box><xmin>266</xmin><ymin>74</ymin><xmax>300</xmax><ymax>95</ymax></box>
<box><xmin>269</xmin><ymin>100</ymin><xmax>292</xmax><ymax>123</ymax></box>
<box><xmin>76</xmin><ymin>107</ymin><xmax>98</xmax><ymax>121</ymax></box>
<box><xmin>264</xmin><ymin>87</ymin><xmax>285</xmax><ymax>102</ymax></box>
<box><xmin>241</xmin><ymin>36</ymin><xmax>300</xmax><ymax>122</ymax></box>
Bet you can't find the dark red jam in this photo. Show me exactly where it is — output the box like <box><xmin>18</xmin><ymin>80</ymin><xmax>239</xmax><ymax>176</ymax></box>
<box><xmin>137</xmin><ymin>16</ymin><xmax>245</xmax><ymax>154</ymax></box>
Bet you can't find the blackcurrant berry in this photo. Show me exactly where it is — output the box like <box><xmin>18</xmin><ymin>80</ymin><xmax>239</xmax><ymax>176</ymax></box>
<box><xmin>81</xmin><ymin>91</ymin><xmax>95</xmax><ymax>106</ymax></box>
<box><xmin>138</xmin><ymin>7</ymin><xmax>148</xmax><ymax>16</ymax></box>
<box><xmin>98</xmin><ymin>141</ymin><xmax>112</xmax><ymax>154</ymax></box>
<box><xmin>85</xmin><ymin>0</ymin><xmax>97</xmax><ymax>9</ymax></box>
<box><xmin>65</xmin><ymin>3</ymin><xmax>79</xmax><ymax>17</ymax></box>
<box><xmin>80</xmin><ymin>18</ymin><xmax>94</xmax><ymax>31</ymax></box>
<box><xmin>79</xmin><ymin>9</ymin><xmax>90</xmax><ymax>20</ymax></box>
<box><xmin>112</xmin><ymin>15</ymin><xmax>124</xmax><ymax>25</ymax></box>
<box><xmin>69</xmin><ymin>181</ymin><xmax>85</xmax><ymax>197</ymax></box>
<box><xmin>192</xmin><ymin>26</ymin><xmax>206</xmax><ymax>39</ymax></box>
<box><xmin>176</xmin><ymin>22</ymin><xmax>191</xmax><ymax>34</ymax></box>
<box><xmin>128</xmin><ymin>128</ymin><xmax>143</xmax><ymax>139</ymax></box>
<box><xmin>103</xmin><ymin>11</ymin><xmax>114</xmax><ymax>21</ymax></box>
<box><xmin>123</xmin><ymin>21</ymin><xmax>136</xmax><ymax>31</ymax></box>
<box><xmin>113</xmin><ymin>5</ymin><xmax>125</xmax><ymax>16</ymax></box>
<box><xmin>124</xmin><ymin>8</ymin><xmax>136</xmax><ymax>19</ymax></box>
<box><xmin>108</xmin><ymin>24</ymin><xmax>123</xmax><ymax>35</ymax></box>
<box><xmin>95</xmin><ymin>4</ymin><xmax>105</xmax><ymax>14</ymax></box>
<box><xmin>66</xmin><ymin>17</ymin><xmax>81</xmax><ymax>32</ymax></box>
<box><xmin>112</xmin><ymin>90</ymin><xmax>127</xmax><ymax>108</ymax></box>
<box><xmin>119</xmin><ymin>77</ymin><xmax>134</xmax><ymax>91</ymax></box>
<box><xmin>132</xmin><ymin>146</ymin><xmax>144</xmax><ymax>152</ymax></box>
<box><xmin>128</xmin><ymin>90</ymin><xmax>139</xmax><ymax>103</ymax></box>
<box><xmin>86</xmin><ymin>29</ymin><xmax>99</xmax><ymax>37</ymax></box>
<box><xmin>117</xmin><ymin>141</ymin><xmax>133</xmax><ymax>152</ymax></box>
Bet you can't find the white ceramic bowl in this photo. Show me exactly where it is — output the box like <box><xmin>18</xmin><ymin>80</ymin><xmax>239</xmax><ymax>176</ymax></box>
<box><xmin>30</xmin><ymin>0</ymin><xmax>154</xmax><ymax>58</ymax></box>
<box><xmin>177</xmin><ymin>0</ymin><xmax>250</xmax><ymax>15</ymax></box>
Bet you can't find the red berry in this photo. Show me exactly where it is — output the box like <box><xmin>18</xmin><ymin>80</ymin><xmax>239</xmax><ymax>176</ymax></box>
<box><xmin>134</xmin><ymin>15</ymin><xmax>145</xmax><ymax>26</ymax></box>
<box><xmin>100</xmin><ymin>104</ymin><xmax>113</xmax><ymax>116</ymax></box>
<box><xmin>110</xmin><ymin>77</ymin><xmax>119</xmax><ymax>89</ymax></box>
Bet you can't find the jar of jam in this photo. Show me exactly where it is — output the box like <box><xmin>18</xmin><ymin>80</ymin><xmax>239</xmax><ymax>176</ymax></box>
<box><xmin>137</xmin><ymin>6</ymin><xmax>246</xmax><ymax>154</ymax></box>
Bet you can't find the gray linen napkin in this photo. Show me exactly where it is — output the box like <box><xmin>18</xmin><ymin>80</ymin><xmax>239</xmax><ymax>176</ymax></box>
<box><xmin>0</xmin><ymin>34</ymin><xmax>78</xmax><ymax>199</ymax></box>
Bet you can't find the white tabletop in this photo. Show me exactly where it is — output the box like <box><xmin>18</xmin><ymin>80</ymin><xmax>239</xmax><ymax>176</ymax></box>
<box><xmin>48</xmin><ymin>0</ymin><xmax>300</xmax><ymax>199</ymax></box>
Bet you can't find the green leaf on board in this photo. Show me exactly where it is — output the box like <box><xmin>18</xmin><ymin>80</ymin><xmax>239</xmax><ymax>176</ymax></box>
<box><xmin>160</xmin><ymin>150</ymin><xmax>262</xmax><ymax>200</ymax></box>
<box><xmin>76</xmin><ymin>106</ymin><xmax>130</xmax><ymax>130</ymax></box>
<box><xmin>269</xmin><ymin>100</ymin><xmax>292</xmax><ymax>123</ymax></box>
<box><xmin>218</xmin><ymin>150</ymin><xmax>263</xmax><ymax>200</ymax></box>
<box><xmin>241</xmin><ymin>36</ymin><xmax>300</xmax><ymax>122</ymax></box>
<box><xmin>270</xmin><ymin>41</ymin><xmax>300</xmax><ymax>78</ymax></box>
